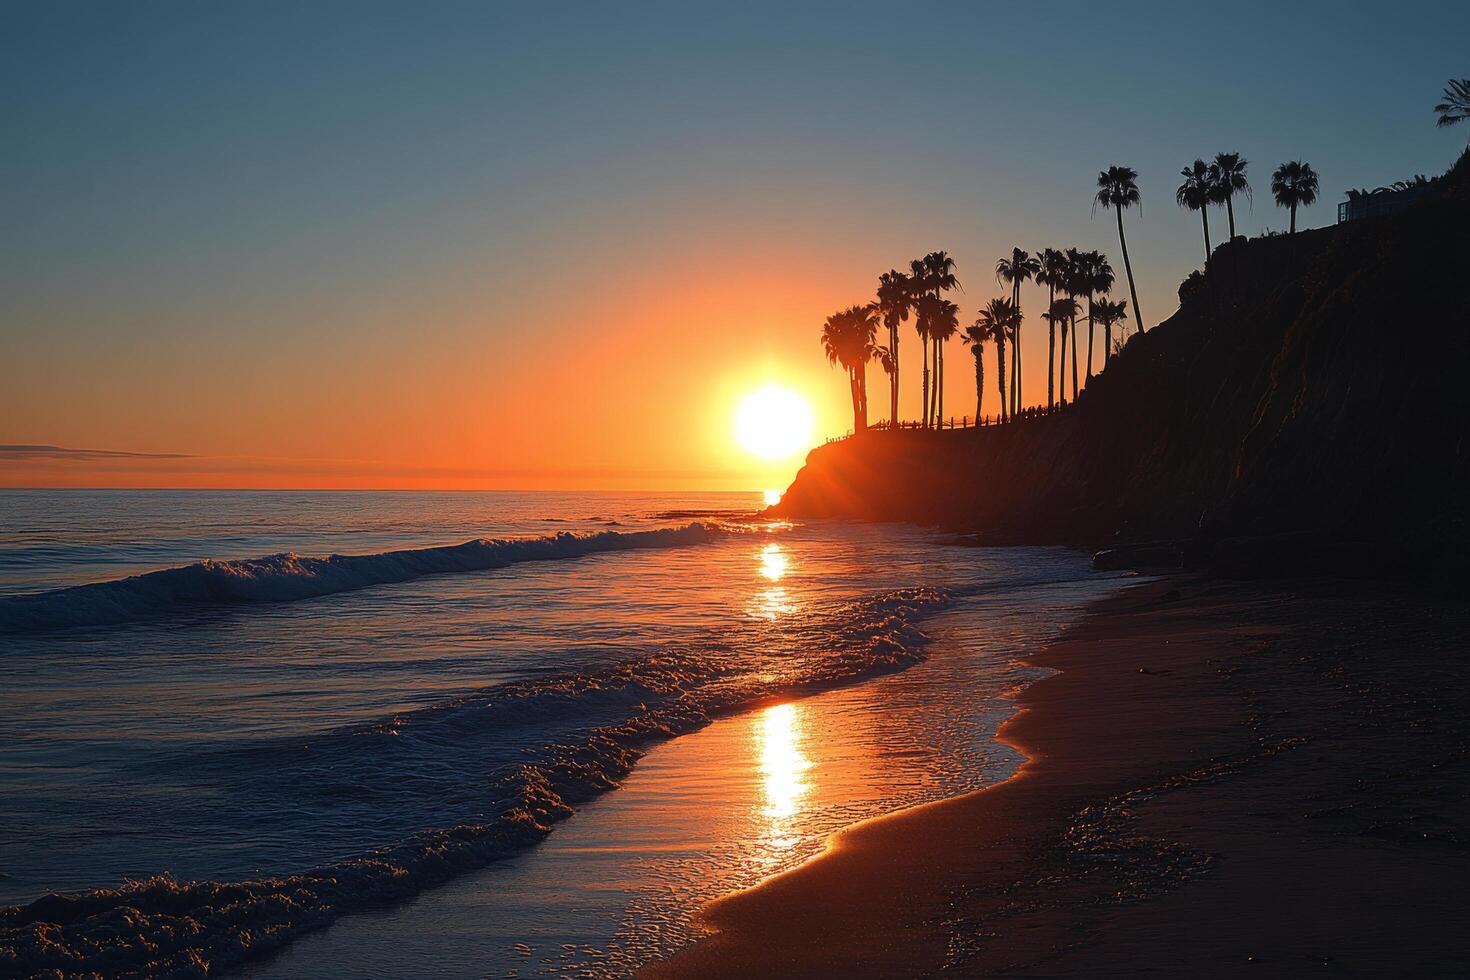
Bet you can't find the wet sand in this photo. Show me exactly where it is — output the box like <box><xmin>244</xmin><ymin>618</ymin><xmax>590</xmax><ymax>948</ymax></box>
<box><xmin>652</xmin><ymin>577</ymin><xmax>1470</xmax><ymax>976</ymax></box>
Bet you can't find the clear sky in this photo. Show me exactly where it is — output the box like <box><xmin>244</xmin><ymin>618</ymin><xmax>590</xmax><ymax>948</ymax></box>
<box><xmin>3</xmin><ymin>0</ymin><xmax>1467</xmax><ymax>490</ymax></box>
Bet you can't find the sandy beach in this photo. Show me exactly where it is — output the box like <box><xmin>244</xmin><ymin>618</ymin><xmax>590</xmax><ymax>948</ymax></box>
<box><xmin>654</xmin><ymin>577</ymin><xmax>1470</xmax><ymax>976</ymax></box>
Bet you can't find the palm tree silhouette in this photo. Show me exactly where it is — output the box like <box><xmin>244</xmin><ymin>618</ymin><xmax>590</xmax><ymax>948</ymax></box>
<box><xmin>1044</xmin><ymin>297</ymin><xmax>1079</xmax><ymax>405</ymax></box>
<box><xmin>908</xmin><ymin>259</ymin><xmax>932</xmax><ymax>427</ymax></box>
<box><xmin>870</xmin><ymin>344</ymin><xmax>895</xmax><ymax>426</ymax></box>
<box><xmin>1435</xmin><ymin>79</ymin><xmax>1470</xmax><ymax>142</ymax></box>
<box><xmin>1096</xmin><ymin>166</ymin><xmax>1145</xmax><ymax>334</ymax></box>
<box><xmin>995</xmin><ymin>248</ymin><xmax>1039</xmax><ymax>416</ymax></box>
<box><xmin>1036</xmin><ymin>248</ymin><xmax>1067</xmax><ymax>409</ymax></box>
<box><xmin>1079</xmin><ymin>251</ymin><xmax>1114</xmax><ymax>382</ymax></box>
<box><xmin>1177</xmin><ymin>159</ymin><xmax>1215</xmax><ymax>261</ymax></box>
<box><xmin>914</xmin><ymin>252</ymin><xmax>959</xmax><ymax>427</ymax></box>
<box><xmin>974</xmin><ymin>298</ymin><xmax>1016</xmax><ymax>422</ymax></box>
<box><xmin>963</xmin><ymin>323</ymin><xmax>987</xmax><ymax>422</ymax></box>
<box><xmin>926</xmin><ymin>297</ymin><xmax>960</xmax><ymax>425</ymax></box>
<box><xmin>1271</xmin><ymin>161</ymin><xmax>1319</xmax><ymax>235</ymax></box>
<box><xmin>1212</xmin><ymin>152</ymin><xmax>1251</xmax><ymax>240</ymax></box>
<box><xmin>821</xmin><ymin>305</ymin><xmax>879</xmax><ymax>432</ymax></box>
<box><xmin>1094</xmin><ymin>298</ymin><xmax>1128</xmax><ymax>364</ymax></box>
<box><xmin>1063</xmin><ymin>249</ymin><xmax>1086</xmax><ymax>401</ymax></box>
<box><xmin>875</xmin><ymin>270</ymin><xmax>913</xmax><ymax>427</ymax></box>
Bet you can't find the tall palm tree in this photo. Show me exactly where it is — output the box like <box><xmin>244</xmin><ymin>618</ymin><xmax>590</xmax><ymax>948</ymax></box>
<box><xmin>1096</xmin><ymin>165</ymin><xmax>1145</xmax><ymax>334</ymax></box>
<box><xmin>820</xmin><ymin>305</ymin><xmax>879</xmax><ymax>432</ymax></box>
<box><xmin>1435</xmin><ymin>78</ymin><xmax>1470</xmax><ymax>141</ymax></box>
<box><xmin>1080</xmin><ymin>251</ymin><xmax>1114</xmax><ymax>382</ymax></box>
<box><xmin>1212</xmin><ymin>152</ymin><xmax>1251</xmax><ymax>240</ymax></box>
<box><xmin>927</xmin><ymin>297</ymin><xmax>960</xmax><ymax>426</ymax></box>
<box><xmin>874</xmin><ymin>270</ymin><xmax>912</xmax><ymax>427</ymax></box>
<box><xmin>1035</xmin><ymin>248</ymin><xmax>1067</xmax><ymax>409</ymax></box>
<box><xmin>1043</xmin><ymin>297</ymin><xmax>1078</xmax><ymax>405</ymax></box>
<box><xmin>963</xmin><ymin>323</ymin><xmax>986</xmax><ymax>422</ymax></box>
<box><xmin>995</xmin><ymin>249</ymin><xmax>1038</xmax><ymax>416</ymax></box>
<box><xmin>1094</xmin><ymin>299</ymin><xmax>1128</xmax><ymax>365</ymax></box>
<box><xmin>925</xmin><ymin>252</ymin><xmax>960</xmax><ymax>426</ymax></box>
<box><xmin>974</xmin><ymin>298</ymin><xmax>1015</xmax><ymax>422</ymax></box>
<box><xmin>1271</xmin><ymin>161</ymin><xmax>1319</xmax><ymax>234</ymax></box>
<box><xmin>870</xmin><ymin>344</ymin><xmax>895</xmax><ymax>427</ymax></box>
<box><xmin>1062</xmin><ymin>249</ymin><xmax>1087</xmax><ymax>401</ymax></box>
<box><xmin>1176</xmin><ymin>159</ymin><xmax>1214</xmax><ymax>261</ymax></box>
<box><xmin>909</xmin><ymin>252</ymin><xmax>960</xmax><ymax>428</ymax></box>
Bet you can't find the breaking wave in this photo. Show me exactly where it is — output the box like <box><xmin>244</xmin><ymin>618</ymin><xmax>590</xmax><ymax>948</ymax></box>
<box><xmin>0</xmin><ymin>523</ymin><xmax>728</xmax><ymax>634</ymax></box>
<box><xmin>0</xmin><ymin>586</ymin><xmax>946</xmax><ymax>978</ymax></box>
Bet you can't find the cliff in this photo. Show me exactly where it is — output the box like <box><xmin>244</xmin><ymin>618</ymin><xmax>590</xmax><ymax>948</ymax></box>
<box><xmin>776</xmin><ymin>160</ymin><xmax>1470</xmax><ymax>576</ymax></box>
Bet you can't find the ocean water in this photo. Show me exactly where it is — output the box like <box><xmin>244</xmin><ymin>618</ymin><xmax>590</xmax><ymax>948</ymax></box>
<box><xmin>0</xmin><ymin>489</ymin><xmax>1131</xmax><ymax>975</ymax></box>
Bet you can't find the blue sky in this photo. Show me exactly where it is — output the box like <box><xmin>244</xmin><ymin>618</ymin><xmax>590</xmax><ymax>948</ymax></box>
<box><xmin>2</xmin><ymin>1</ymin><xmax>1467</xmax><ymax>487</ymax></box>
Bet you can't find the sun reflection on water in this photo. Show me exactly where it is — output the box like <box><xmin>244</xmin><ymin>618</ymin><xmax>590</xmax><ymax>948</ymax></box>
<box><xmin>758</xmin><ymin>543</ymin><xmax>787</xmax><ymax>581</ymax></box>
<box><xmin>757</xmin><ymin>702</ymin><xmax>811</xmax><ymax>851</ymax></box>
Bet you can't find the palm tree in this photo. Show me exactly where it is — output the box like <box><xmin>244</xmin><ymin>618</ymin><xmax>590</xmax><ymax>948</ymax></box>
<box><xmin>1043</xmin><ymin>297</ymin><xmax>1078</xmax><ymax>405</ymax></box>
<box><xmin>1062</xmin><ymin>249</ymin><xmax>1087</xmax><ymax>402</ymax></box>
<box><xmin>1435</xmin><ymin>78</ymin><xmax>1470</xmax><ymax>141</ymax></box>
<box><xmin>909</xmin><ymin>252</ymin><xmax>959</xmax><ymax>428</ymax></box>
<box><xmin>1271</xmin><ymin>161</ymin><xmax>1319</xmax><ymax>234</ymax></box>
<box><xmin>1079</xmin><ymin>250</ymin><xmax>1114</xmax><ymax>382</ymax></box>
<box><xmin>874</xmin><ymin>270</ymin><xmax>912</xmax><ymax>427</ymax></box>
<box><xmin>927</xmin><ymin>297</ymin><xmax>960</xmax><ymax>425</ymax></box>
<box><xmin>995</xmin><ymin>249</ymin><xmax>1038</xmax><ymax>416</ymax></box>
<box><xmin>820</xmin><ymin>305</ymin><xmax>879</xmax><ymax>432</ymax></box>
<box><xmin>963</xmin><ymin>323</ymin><xmax>986</xmax><ymax>422</ymax></box>
<box><xmin>1212</xmin><ymin>152</ymin><xmax>1250</xmax><ymax>240</ymax></box>
<box><xmin>1177</xmin><ymin>159</ymin><xmax>1214</xmax><ymax>261</ymax></box>
<box><xmin>870</xmin><ymin>344</ymin><xmax>895</xmax><ymax>428</ymax></box>
<box><xmin>1096</xmin><ymin>166</ymin><xmax>1145</xmax><ymax>334</ymax></box>
<box><xmin>974</xmin><ymin>298</ymin><xmax>1015</xmax><ymax>422</ymax></box>
<box><xmin>1093</xmin><ymin>299</ymin><xmax>1128</xmax><ymax>365</ymax></box>
<box><xmin>1035</xmin><ymin>248</ymin><xmax>1067</xmax><ymax>409</ymax></box>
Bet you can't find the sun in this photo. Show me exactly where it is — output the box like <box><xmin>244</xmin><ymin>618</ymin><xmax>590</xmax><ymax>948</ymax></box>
<box><xmin>734</xmin><ymin>385</ymin><xmax>814</xmax><ymax>460</ymax></box>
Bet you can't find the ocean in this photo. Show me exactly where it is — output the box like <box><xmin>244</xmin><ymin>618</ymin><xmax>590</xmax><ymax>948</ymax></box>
<box><xmin>0</xmin><ymin>489</ymin><xmax>1133</xmax><ymax>975</ymax></box>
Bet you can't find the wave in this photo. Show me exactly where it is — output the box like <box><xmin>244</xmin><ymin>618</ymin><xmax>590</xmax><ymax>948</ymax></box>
<box><xmin>0</xmin><ymin>523</ymin><xmax>728</xmax><ymax>634</ymax></box>
<box><xmin>0</xmin><ymin>586</ymin><xmax>947</xmax><ymax>978</ymax></box>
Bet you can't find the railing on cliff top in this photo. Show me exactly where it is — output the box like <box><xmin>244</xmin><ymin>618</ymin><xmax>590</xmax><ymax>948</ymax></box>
<box><xmin>820</xmin><ymin>402</ymin><xmax>1068</xmax><ymax>445</ymax></box>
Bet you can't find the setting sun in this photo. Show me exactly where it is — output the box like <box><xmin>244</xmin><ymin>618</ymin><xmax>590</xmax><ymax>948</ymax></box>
<box><xmin>734</xmin><ymin>386</ymin><xmax>814</xmax><ymax>460</ymax></box>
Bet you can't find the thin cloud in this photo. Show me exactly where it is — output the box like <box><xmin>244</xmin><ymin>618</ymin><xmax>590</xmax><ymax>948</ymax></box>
<box><xmin>0</xmin><ymin>445</ymin><xmax>194</xmax><ymax>460</ymax></box>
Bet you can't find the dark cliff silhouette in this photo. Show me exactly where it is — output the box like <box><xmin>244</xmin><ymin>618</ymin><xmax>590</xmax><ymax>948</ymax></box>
<box><xmin>775</xmin><ymin>153</ymin><xmax>1470</xmax><ymax>580</ymax></box>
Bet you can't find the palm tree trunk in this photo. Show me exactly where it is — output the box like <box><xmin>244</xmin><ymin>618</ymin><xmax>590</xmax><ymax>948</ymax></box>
<box><xmin>995</xmin><ymin>338</ymin><xmax>1007</xmax><ymax>422</ymax></box>
<box><xmin>1226</xmin><ymin>196</ymin><xmax>1236</xmax><ymax>240</ymax></box>
<box><xmin>1116</xmin><ymin>208</ymin><xmax>1144</xmax><ymax>333</ymax></box>
<box><xmin>1059</xmin><ymin>321</ymin><xmax>1068</xmax><ymax>405</ymax></box>
<box><xmin>975</xmin><ymin>352</ymin><xmax>983</xmax><ymax>422</ymax></box>
<box><xmin>921</xmin><ymin>342</ymin><xmax>930</xmax><ymax>430</ymax></box>
<box><xmin>1086</xmin><ymin>299</ymin><xmax>1096</xmax><ymax>381</ymax></box>
<box><xmin>1070</xmin><ymin>314</ymin><xmax>1079</xmax><ymax>400</ymax></box>
<box><xmin>930</xmin><ymin>338</ymin><xmax>939</xmax><ymax>427</ymax></box>
<box><xmin>856</xmin><ymin>362</ymin><xmax>868</xmax><ymax>432</ymax></box>
<box><xmin>1200</xmin><ymin>208</ymin><xmax>1212</xmax><ymax>262</ymax></box>
<box><xmin>1104</xmin><ymin>324</ymin><xmax>1112</xmax><ymax>363</ymax></box>
<box><xmin>937</xmin><ymin>341</ymin><xmax>945</xmax><ymax>425</ymax></box>
<box><xmin>889</xmin><ymin>327</ymin><xmax>899</xmax><ymax>427</ymax></box>
<box><xmin>1047</xmin><ymin>322</ymin><xmax>1055</xmax><ymax>409</ymax></box>
<box><xmin>1289</xmin><ymin>202</ymin><xmax>1297</xmax><ymax>235</ymax></box>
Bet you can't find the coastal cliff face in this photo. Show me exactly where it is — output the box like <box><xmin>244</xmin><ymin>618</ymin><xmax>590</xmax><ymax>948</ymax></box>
<box><xmin>777</xmin><ymin>175</ymin><xmax>1470</xmax><ymax>570</ymax></box>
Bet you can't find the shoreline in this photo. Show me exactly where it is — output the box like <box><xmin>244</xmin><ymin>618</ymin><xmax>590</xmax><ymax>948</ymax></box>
<box><xmin>651</xmin><ymin>576</ymin><xmax>1470</xmax><ymax>976</ymax></box>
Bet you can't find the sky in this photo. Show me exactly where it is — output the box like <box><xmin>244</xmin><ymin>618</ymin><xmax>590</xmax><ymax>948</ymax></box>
<box><xmin>3</xmin><ymin>0</ymin><xmax>1467</xmax><ymax>490</ymax></box>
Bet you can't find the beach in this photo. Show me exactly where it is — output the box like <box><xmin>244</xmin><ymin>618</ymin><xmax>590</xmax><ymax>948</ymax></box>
<box><xmin>656</xmin><ymin>576</ymin><xmax>1470</xmax><ymax>976</ymax></box>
